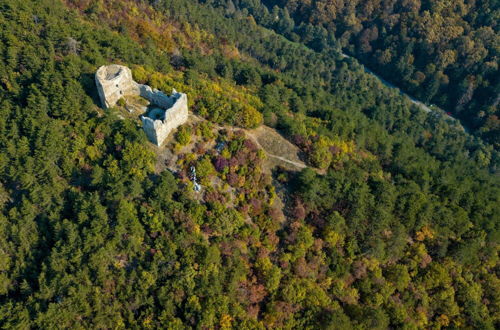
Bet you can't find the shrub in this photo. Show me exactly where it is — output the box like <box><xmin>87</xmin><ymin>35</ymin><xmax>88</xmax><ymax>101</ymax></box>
<box><xmin>176</xmin><ymin>126</ymin><xmax>192</xmax><ymax>145</ymax></box>
<box><xmin>116</xmin><ymin>97</ymin><xmax>126</xmax><ymax>107</ymax></box>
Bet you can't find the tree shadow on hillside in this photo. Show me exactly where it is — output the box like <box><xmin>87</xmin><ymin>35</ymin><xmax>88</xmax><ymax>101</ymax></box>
<box><xmin>80</xmin><ymin>72</ymin><xmax>102</xmax><ymax>108</ymax></box>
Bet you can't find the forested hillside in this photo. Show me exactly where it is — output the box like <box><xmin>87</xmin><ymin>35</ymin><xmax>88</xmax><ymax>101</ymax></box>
<box><xmin>0</xmin><ymin>0</ymin><xmax>499</xmax><ymax>328</ymax></box>
<box><xmin>220</xmin><ymin>0</ymin><xmax>499</xmax><ymax>147</ymax></box>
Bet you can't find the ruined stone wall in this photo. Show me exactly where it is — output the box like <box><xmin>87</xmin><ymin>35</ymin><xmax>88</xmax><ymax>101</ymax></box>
<box><xmin>96</xmin><ymin>64</ymin><xmax>189</xmax><ymax>146</ymax></box>
<box><xmin>141</xmin><ymin>93</ymin><xmax>188</xmax><ymax>146</ymax></box>
<box><xmin>138</xmin><ymin>84</ymin><xmax>174</xmax><ymax>109</ymax></box>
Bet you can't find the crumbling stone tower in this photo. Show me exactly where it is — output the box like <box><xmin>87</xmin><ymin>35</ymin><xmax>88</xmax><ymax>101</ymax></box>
<box><xmin>95</xmin><ymin>65</ymin><xmax>137</xmax><ymax>108</ymax></box>
<box><xmin>95</xmin><ymin>64</ymin><xmax>188</xmax><ymax>146</ymax></box>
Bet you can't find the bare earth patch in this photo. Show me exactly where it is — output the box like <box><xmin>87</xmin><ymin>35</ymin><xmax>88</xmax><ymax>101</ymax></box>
<box><xmin>246</xmin><ymin>125</ymin><xmax>306</xmax><ymax>173</ymax></box>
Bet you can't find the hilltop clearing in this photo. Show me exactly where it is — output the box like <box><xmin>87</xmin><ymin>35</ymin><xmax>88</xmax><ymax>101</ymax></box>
<box><xmin>156</xmin><ymin>115</ymin><xmax>309</xmax><ymax>174</ymax></box>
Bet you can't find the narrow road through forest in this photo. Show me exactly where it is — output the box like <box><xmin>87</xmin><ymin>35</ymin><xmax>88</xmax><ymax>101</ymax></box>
<box><xmin>340</xmin><ymin>52</ymin><xmax>468</xmax><ymax>132</ymax></box>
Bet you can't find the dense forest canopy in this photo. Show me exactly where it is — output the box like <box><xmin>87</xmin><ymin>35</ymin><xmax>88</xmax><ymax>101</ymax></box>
<box><xmin>0</xmin><ymin>0</ymin><xmax>498</xmax><ymax>328</ymax></box>
<box><xmin>217</xmin><ymin>0</ymin><xmax>499</xmax><ymax>147</ymax></box>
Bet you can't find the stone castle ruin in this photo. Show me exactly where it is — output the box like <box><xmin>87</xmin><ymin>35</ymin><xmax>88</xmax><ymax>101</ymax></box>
<box><xmin>95</xmin><ymin>64</ymin><xmax>188</xmax><ymax>146</ymax></box>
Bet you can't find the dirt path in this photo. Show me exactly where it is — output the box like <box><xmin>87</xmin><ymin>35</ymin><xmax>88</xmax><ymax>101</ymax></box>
<box><xmin>264</xmin><ymin>153</ymin><xmax>306</xmax><ymax>168</ymax></box>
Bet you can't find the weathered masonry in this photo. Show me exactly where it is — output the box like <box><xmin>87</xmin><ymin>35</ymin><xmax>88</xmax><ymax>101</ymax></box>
<box><xmin>95</xmin><ymin>64</ymin><xmax>188</xmax><ymax>146</ymax></box>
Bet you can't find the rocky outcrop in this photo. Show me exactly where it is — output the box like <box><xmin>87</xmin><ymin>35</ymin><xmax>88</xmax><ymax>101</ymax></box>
<box><xmin>95</xmin><ymin>64</ymin><xmax>188</xmax><ymax>146</ymax></box>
